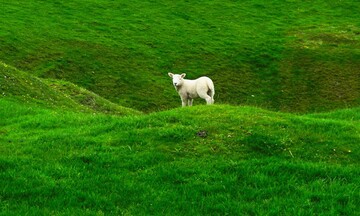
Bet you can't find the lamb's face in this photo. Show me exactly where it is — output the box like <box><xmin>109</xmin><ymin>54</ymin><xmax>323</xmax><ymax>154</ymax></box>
<box><xmin>168</xmin><ymin>73</ymin><xmax>186</xmax><ymax>88</ymax></box>
<box><xmin>172</xmin><ymin>74</ymin><xmax>184</xmax><ymax>87</ymax></box>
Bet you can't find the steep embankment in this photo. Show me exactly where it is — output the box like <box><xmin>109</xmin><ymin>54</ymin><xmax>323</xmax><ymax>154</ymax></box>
<box><xmin>1</xmin><ymin>0</ymin><xmax>359</xmax><ymax>112</ymax></box>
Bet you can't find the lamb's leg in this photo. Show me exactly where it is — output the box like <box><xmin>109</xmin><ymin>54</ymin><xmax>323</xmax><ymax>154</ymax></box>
<box><xmin>208</xmin><ymin>97</ymin><xmax>214</xmax><ymax>104</ymax></box>
<box><xmin>188</xmin><ymin>99</ymin><xmax>193</xmax><ymax>106</ymax></box>
<box><xmin>205</xmin><ymin>96</ymin><xmax>213</xmax><ymax>105</ymax></box>
<box><xmin>181</xmin><ymin>97</ymin><xmax>187</xmax><ymax>107</ymax></box>
<box><xmin>199</xmin><ymin>92</ymin><xmax>213</xmax><ymax>105</ymax></box>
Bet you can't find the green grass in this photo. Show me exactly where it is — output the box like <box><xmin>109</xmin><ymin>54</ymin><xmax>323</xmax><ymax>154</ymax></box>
<box><xmin>1</xmin><ymin>0</ymin><xmax>360</xmax><ymax>215</ymax></box>
<box><xmin>0</xmin><ymin>61</ymin><xmax>141</xmax><ymax>115</ymax></box>
<box><xmin>1</xmin><ymin>99</ymin><xmax>359</xmax><ymax>215</ymax></box>
<box><xmin>1</xmin><ymin>0</ymin><xmax>360</xmax><ymax>112</ymax></box>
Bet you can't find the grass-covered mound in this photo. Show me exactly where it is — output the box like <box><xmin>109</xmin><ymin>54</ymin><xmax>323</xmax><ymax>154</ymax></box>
<box><xmin>1</xmin><ymin>0</ymin><xmax>360</xmax><ymax>112</ymax></box>
<box><xmin>0</xmin><ymin>61</ymin><xmax>141</xmax><ymax>115</ymax></box>
<box><xmin>1</xmin><ymin>99</ymin><xmax>359</xmax><ymax>215</ymax></box>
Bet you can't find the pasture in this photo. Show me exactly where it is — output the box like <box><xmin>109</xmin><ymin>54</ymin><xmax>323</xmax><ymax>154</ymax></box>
<box><xmin>1</xmin><ymin>99</ymin><xmax>359</xmax><ymax>215</ymax></box>
<box><xmin>1</xmin><ymin>0</ymin><xmax>359</xmax><ymax>112</ymax></box>
<box><xmin>1</xmin><ymin>0</ymin><xmax>360</xmax><ymax>215</ymax></box>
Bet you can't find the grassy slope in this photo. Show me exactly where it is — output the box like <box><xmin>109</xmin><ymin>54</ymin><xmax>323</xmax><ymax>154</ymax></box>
<box><xmin>0</xmin><ymin>61</ymin><xmax>141</xmax><ymax>115</ymax></box>
<box><xmin>1</xmin><ymin>0</ymin><xmax>360</xmax><ymax>112</ymax></box>
<box><xmin>1</xmin><ymin>99</ymin><xmax>359</xmax><ymax>215</ymax></box>
<box><xmin>1</xmin><ymin>0</ymin><xmax>360</xmax><ymax>215</ymax></box>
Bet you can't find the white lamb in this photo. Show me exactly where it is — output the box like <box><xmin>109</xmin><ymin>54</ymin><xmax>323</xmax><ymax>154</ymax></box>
<box><xmin>168</xmin><ymin>73</ymin><xmax>215</xmax><ymax>107</ymax></box>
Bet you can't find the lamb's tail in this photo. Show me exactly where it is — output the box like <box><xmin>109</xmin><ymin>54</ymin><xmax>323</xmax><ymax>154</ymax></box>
<box><xmin>207</xmin><ymin>80</ymin><xmax>215</xmax><ymax>104</ymax></box>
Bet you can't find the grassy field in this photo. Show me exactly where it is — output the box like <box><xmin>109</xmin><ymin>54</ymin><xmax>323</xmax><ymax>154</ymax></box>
<box><xmin>1</xmin><ymin>99</ymin><xmax>359</xmax><ymax>215</ymax></box>
<box><xmin>1</xmin><ymin>0</ymin><xmax>360</xmax><ymax>215</ymax></box>
<box><xmin>1</xmin><ymin>0</ymin><xmax>360</xmax><ymax>112</ymax></box>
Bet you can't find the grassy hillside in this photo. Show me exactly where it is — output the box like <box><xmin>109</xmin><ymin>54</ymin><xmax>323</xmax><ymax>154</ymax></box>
<box><xmin>1</xmin><ymin>0</ymin><xmax>360</xmax><ymax>215</ymax></box>
<box><xmin>0</xmin><ymin>61</ymin><xmax>141</xmax><ymax>115</ymax></box>
<box><xmin>1</xmin><ymin>0</ymin><xmax>360</xmax><ymax>112</ymax></box>
<box><xmin>1</xmin><ymin>99</ymin><xmax>359</xmax><ymax>215</ymax></box>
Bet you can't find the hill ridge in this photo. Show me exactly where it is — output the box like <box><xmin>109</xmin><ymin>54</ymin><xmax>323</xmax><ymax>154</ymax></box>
<box><xmin>0</xmin><ymin>61</ymin><xmax>141</xmax><ymax>115</ymax></box>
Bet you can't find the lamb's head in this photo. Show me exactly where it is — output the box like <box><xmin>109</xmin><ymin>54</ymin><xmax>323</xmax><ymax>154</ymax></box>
<box><xmin>168</xmin><ymin>73</ymin><xmax>186</xmax><ymax>88</ymax></box>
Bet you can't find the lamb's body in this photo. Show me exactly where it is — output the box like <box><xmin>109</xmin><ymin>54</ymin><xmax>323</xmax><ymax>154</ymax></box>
<box><xmin>168</xmin><ymin>73</ymin><xmax>215</xmax><ymax>107</ymax></box>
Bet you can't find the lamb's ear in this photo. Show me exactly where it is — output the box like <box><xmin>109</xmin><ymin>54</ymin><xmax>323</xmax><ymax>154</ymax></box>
<box><xmin>168</xmin><ymin>72</ymin><xmax>174</xmax><ymax>78</ymax></box>
<box><xmin>181</xmin><ymin>73</ymin><xmax>186</xmax><ymax>78</ymax></box>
